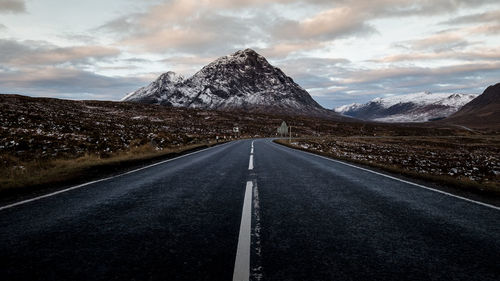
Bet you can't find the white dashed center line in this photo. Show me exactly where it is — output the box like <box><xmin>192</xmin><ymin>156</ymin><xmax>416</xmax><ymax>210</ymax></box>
<box><xmin>234</xmin><ymin>141</ymin><xmax>259</xmax><ymax>280</ymax></box>
<box><xmin>249</xmin><ymin>141</ymin><xmax>254</xmax><ymax>170</ymax></box>
<box><xmin>248</xmin><ymin>155</ymin><xmax>254</xmax><ymax>170</ymax></box>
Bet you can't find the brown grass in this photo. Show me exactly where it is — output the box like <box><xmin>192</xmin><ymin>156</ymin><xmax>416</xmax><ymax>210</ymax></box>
<box><xmin>0</xmin><ymin>141</ymin><xmax>224</xmax><ymax>196</ymax></box>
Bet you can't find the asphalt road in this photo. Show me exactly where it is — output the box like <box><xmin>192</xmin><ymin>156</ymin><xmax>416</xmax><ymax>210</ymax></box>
<box><xmin>1</xmin><ymin>139</ymin><xmax>499</xmax><ymax>281</ymax></box>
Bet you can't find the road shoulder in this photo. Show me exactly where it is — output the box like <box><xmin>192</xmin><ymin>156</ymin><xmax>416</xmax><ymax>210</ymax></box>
<box><xmin>273</xmin><ymin>139</ymin><xmax>500</xmax><ymax>208</ymax></box>
<box><xmin>0</xmin><ymin>141</ymin><xmax>231</xmax><ymax>207</ymax></box>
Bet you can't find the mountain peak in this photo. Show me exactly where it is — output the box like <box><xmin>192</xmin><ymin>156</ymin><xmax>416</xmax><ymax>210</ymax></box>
<box><xmin>236</xmin><ymin>48</ymin><xmax>260</xmax><ymax>56</ymax></box>
<box><xmin>207</xmin><ymin>48</ymin><xmax>269</xmax><ymax>69</ymax></box>
<box><xmin>158</xmin><ymin>71</ymin><xmax>184</xmax><ymax>84</ymax></box>
<box><xmin>123</xmin><ymin>49</ymin><xmax>340</xmax><ymax>118</ymax></box>
<box><xmin>230</xmin><ymin>48</ymin><xmax>263</xmax><ymax>60</ymax></box>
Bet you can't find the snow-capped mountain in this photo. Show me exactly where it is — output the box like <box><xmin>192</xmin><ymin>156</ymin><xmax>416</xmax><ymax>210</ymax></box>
<box><xmin>123</xmin><ymin>49</ymin><xmax>338</xmax><ymax>117</ymax></box>
<box><xmin>334</xmin><ymin>92</ymin><xmax>478</xmax><ymax>122</ymax></box>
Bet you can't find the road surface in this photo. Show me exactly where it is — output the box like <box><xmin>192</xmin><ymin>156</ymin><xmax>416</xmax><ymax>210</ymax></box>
<box><xmin>1</xmin><ymin>139</ymin><xmax>499</xmax><ymax>280</ymax></box>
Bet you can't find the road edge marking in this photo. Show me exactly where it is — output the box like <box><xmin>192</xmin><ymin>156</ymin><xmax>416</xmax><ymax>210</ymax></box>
<box><xmin>0</xmin><ymin>141</ymin><xmax>233</xmax><ymax>212</ymax></box>
<box><xmin>274</xmin><ymin>141</ymin><xmax>500</xmax><ymax>211</ymax></box>
<box><xmin>233</xmin><ymin>181</ymin><xmax>253</xmax><ymax>281</ymax></box>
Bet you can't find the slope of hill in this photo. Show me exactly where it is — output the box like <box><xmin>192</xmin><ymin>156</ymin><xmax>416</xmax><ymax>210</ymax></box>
<box><xmin>444</xmin><ymin>83</ymin><xmax>500</xmax><ymax>128</ymax></box>
<box><xmin>123</xmin><ymin>49</ymin><xmax>340</xmax><ymax>118</ymax></box>
<box><xmin>335</xmin><ymin>92</ymin><xmax>477</xmax><ymax>122</ymax></box>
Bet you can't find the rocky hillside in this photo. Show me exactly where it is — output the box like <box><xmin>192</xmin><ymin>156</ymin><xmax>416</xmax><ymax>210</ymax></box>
<box><xmin>123</xmin><ymin>49</ymin><xmax>340</xmax><ymax>118</ymax></box>
<box><xmin>335</xmin><ymin>92</ymin><xmax>477</xmax><ymax>122</ymax></box>
<box><xmin>444</xmin><ymin>83</ymin><xmax>500</xmax><ymax>128</ymax></box>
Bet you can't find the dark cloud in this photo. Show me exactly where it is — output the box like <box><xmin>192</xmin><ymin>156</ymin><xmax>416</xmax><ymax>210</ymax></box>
<box><xmin>273</xmin><ymin>57</ymin><xmax>350</xmax><ymax>89</ymax></box>
<box><xmin>0</xmin><ymin>0</ymin><xmax>25</xmax><ymax>13</ymax></box>
<box><xmin>0</xmin><ymin>67</ymin><xmax>147</xmax><ymax>100</ymax></box>
<box><xmin>0</xmin><ymin>39</ymin><xmax>44</xmax><ymax>65</ymax></box>
<box><xmin>96</xmin><ymin>14</ymin><xmax>141</xmax><ymax>36</ymax></box>
<box><xmin>369</xmin><ymin>0</ymin><xmax>498</xmax><ymax>17</ymax></box>
<box><xmin>373</xmin><ymin>48</ymin><xmax>500</xmax><ymax>63</ymax></box>
<box><xmin>441</xmin><ymin>10</ymin><xmax>500</xmax><ymax>25</ymax></box>
<box><xmin>0</xmin><ymin>39</ymin><xmax>129</xmax><ymax>100</ymax></box>
<box><xmin>271</xmin><ymin>11</ymin><xmax>376</xmax><ymax>42</ymax></box>
<box><xmin>398</xmin><ymin>34</ymin><xmax>471</xmax><ymax>52</ymax></box>
<box><xmin>0</xmin><ymin>39</ymin><xmax>120</xmax><ymax>67</ymax></box>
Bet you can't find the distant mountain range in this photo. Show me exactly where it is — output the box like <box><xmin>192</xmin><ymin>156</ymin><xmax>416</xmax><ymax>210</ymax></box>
<box><xmin>335</xmin><ymin>92</ymin><xmax>477</xmax><ymax>122</ymax></box>
<box><xmin>122</xmin><ymin>49</ymin><xmax>497</xmax><ymax>126</ymax></box>
<box><xmin>443</xmin><ymin>83</ymin><xmax>500</xmax><ymax>128</ymax></box>
<box><xmin>123</xmin><ymin>49</ymin><xmax>341</xmax><ymax>119</ymax></box>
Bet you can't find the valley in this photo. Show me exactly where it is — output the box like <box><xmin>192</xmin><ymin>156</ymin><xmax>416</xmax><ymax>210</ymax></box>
<box><xmin>1</xmin><ymin>92</ymin><xmax>497</xmax><ymax>199</ymax></box>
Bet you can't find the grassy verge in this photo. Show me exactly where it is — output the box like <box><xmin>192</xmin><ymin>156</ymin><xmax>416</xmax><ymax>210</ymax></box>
<box><xmin>0</xmin><ymin>141</ymin><xmax>227</xmax><ymax>199</ymax></box>
<box><xmin>274</xmin><ymin>139</ymin><xmax>500</xmax><ymax>196</ymax></box>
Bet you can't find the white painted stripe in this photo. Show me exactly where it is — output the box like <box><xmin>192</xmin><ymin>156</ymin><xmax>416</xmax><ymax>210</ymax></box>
<box><xmin>275</xmin><ymin>142</ymin><xmax>500</xmax><ymax>211</ymax></box>
<box><xmin>250</xmin><ymin>147</ymin><xmax>254</xmax><ymax>154</ymax></box>
<box><xmin>251</xmin><ymin>141</ymin><xmax>254</xmax><ymax>148</ymax></box>
<box><xmin>0</xmin><ymin>142</ymin><xmax>233</xmax><ymax>212</ymax></box>
<box><xmin>248</xmin><ymin>154</ymin><xmax>254</xmax><ymax>170</ymax></box>
<box><xmin>233</xmin><ymin>181</ymin><xmax>253</xmax><ymax>281</ymax></box>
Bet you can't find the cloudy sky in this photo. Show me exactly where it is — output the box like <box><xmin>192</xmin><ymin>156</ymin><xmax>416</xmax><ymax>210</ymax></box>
<box><xmin>1</xmin><ymin>0</ymin><xmax>499</xmax><ymax>108</ymax></box>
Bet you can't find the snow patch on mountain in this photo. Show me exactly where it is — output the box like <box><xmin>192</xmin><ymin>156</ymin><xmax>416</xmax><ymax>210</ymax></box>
<box><xmin>334</xmin><ymin>103</ymin><xmax>364</xmax><ymax>113</ymax></box>
<box><xmin>372</xmin><ymin>92</ymin><xmax>475</xmax><ymax>108</ymax></box>
<box><xmin>335</xmin><ymin>92</ymin><xmax>478</xmax><ymax>122</ymax></box>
